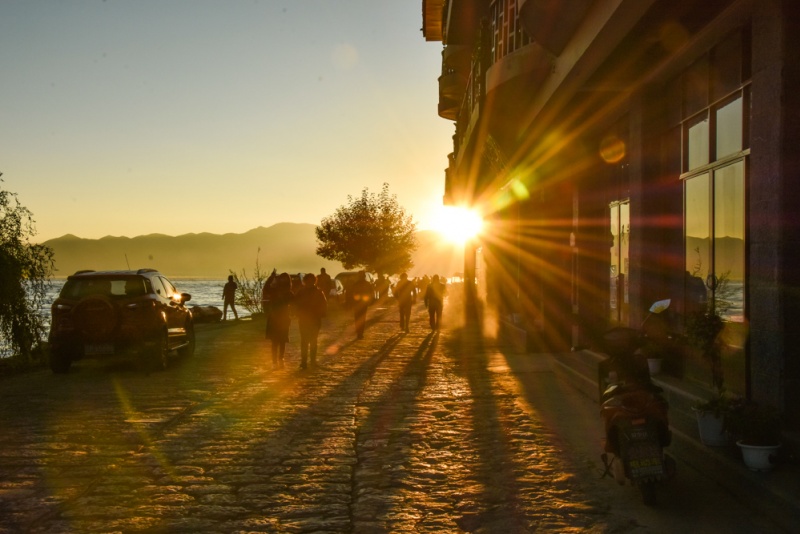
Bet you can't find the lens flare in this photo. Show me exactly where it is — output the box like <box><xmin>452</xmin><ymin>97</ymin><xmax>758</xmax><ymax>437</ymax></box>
<box><xmin>432</xmin><ymin>206</ymin><xmax>484</xmax><ymax>245</ymax></box>
<box><xmin>600</xmin><ymin>135</ymin><xmax>626</xmax><ymax>164</ymax></box>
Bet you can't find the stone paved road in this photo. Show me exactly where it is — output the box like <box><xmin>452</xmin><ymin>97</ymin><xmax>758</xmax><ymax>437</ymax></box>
<box><xmin>0</xmin><ymin>300</ymin><xmax>784</xmax><ymax>533</ymax></box>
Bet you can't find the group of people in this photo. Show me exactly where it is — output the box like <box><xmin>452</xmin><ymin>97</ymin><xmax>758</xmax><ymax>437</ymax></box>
<box><xmin>391</xmin><ymin>273</ymin><xmax>447</xmax><ymax>332</ymax></box>
<box><xmin>221</xmin><ymin>268</ymin><xmax>450</xmax><ymax>370</ymax></box>
<box><xmin>261</xmin><ymin>269</ymin><xmax>328</xmax><ymax>369</ymax></box>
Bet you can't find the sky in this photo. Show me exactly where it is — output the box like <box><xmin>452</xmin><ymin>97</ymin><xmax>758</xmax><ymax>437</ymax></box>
<box><xmin>0</xmin><ymin>1</ymin><xmax>453</xmax><ymax>243</ymax></box>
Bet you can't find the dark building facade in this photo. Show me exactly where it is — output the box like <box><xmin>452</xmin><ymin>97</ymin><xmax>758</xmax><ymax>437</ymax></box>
<box><xmin>422</xmin><ymin>0</ymin><xmax>800</xmax><ymax>430</ymax></box>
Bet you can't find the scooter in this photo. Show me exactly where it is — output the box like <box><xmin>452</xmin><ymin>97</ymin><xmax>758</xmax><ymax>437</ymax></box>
<box><xmin>599</xmin><ymin>300</ymin><xmax>676</xmax><ymax>505</ymax></box>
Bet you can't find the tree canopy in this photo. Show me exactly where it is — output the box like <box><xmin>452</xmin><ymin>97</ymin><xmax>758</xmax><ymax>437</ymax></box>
<box><xmin>315</xmin><ymin>183</ymin><xmax>417</xmax><ymax>274</ymax></box>
<box><xmin>0</xmin><ymin>180</ymin><xmax>54</xmax><ymax>360</ymax></box>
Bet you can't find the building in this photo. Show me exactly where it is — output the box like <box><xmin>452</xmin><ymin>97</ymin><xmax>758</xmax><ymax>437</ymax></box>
<box><xmin>421</xmin><ymin>0</ymin><xmax>800</xmax><ymax>431</ymax></box>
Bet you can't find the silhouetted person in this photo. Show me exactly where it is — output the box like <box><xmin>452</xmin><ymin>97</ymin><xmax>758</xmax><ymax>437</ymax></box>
<box><xmin>419</xmin><ymin>275</ymin><xmax>431</xmax><ymax>305</ymax></box>
<box><xmin>222</xmin><ymin>275</ymin><xmax>238</xmax><ymax>321</ymax></box>
<box><xmin>349</xmin><ymin>271</ymin><xmax>374</xmax><ymax>339</ymax></box>
<box><xmin>393</xmin><ymin>272</ymin><xmax>415</xmax><ymax>332</ymax></box>
<box><xmin>294</xmin><ymin>273</ymin><xmax>327</xmax><ymax>369</ymax></box>
<box><xmin>424</xmin><ymin>274</ymin><xmax>447</xmax><ymax>330</ymax></box>
<box><xmin>263</xmin><ymin>270</ymin><xmax>293</xmax><ymax>367</ymax></box>
<box><xmin>317</xmin><ymin>267</ymin><xmax>333</xmax><ymax>296</ymax></box>
<box><xmin>376</xmin><ymin>274</ymin><xmax>390</xmax><ymax>300</ymax></box>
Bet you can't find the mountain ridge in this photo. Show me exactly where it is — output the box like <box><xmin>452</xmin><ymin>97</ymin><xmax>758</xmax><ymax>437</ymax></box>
<box><xmin>43</xmin><ymin>223</ymin><xmax>463</xmax><ymax>280</ymax></box>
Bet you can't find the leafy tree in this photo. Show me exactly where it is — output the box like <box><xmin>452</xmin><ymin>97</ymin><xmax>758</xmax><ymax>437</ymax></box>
<box><xmin>0</xmin><ymin>180</ymin><xmax>54</xmax><ymax>360</ymax></box>
<box><xmin>316</xmin><ymin>183</ymin><xmax>417</xmax><ymax>274</ymax></box>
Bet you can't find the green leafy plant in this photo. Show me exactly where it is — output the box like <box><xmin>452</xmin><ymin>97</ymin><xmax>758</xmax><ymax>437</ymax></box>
<box><xmin>692</xmin><ymin>387</ymin><xmax>744</xmax><ymax>419</ymax></box>
<box><xmin>685</xmin><ymin>265</ymin><xmax>729</xmax><ymax>389</ymax></box>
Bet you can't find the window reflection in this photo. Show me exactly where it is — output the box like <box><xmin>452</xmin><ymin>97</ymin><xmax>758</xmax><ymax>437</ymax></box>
<box><xmin>687</xmin><ymin>116</ymin><xmax>709</xmax><ymax>170</ymax></box>
<box><xmin>685</xmin><ymin>173</ymin><xmax>710</xmax><ymax>279</ymax></box>
<box><xmin>714</xmin><ymin>161</ymin><xmax>745</xmax><ymax>322</ymax></box>
<box><xmin>716</xmin><ymin>97</ymin><xmax>743</xmax><ymax>159</ymax></box>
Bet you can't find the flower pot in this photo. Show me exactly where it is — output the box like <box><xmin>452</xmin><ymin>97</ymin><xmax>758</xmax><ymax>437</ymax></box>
<box><xmin>647</xmin><ymin>358</ymin><xmax>663</xmax><ymax>376</ymax></box>
<box><xmin>693</xmin><ymin>409</ymin><xmax>731</xmax><ymax>447</ymax></box>
<box><xmin>737</xmin><ymin>441</ymin><xmax>781</xmax><ymax>471</ymax></box>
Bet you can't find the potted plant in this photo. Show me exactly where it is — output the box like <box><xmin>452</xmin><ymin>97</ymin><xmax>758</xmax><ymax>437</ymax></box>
<box><xmin>685</xmin><ymin>308</ymin><xmax>724</xmax><ymax>388</ymax></box>
<box><xmin>691</xmin><ymin>388</ymin><xmax>743</xmax><ymax>447</ymax></box>
<box><xmin>726</xmin><ymin>401</ymin><xmax>782</xmax><ymax>471</ymax></box>
<box><xmin>640</xmin><ymin>340</ymin><xmax>667</xmax><ymax>376</ymax></box>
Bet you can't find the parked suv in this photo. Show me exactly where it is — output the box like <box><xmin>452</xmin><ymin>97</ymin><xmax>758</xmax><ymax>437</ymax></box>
<box><xmin>48</xmin><ymin>269</ymin><xmax>195</xmax><ymax>373</ymax></box>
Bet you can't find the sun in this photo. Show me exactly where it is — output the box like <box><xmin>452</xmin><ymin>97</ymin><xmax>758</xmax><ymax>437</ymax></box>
<box><xmin>430</xmin><ymin>206</ymin><xmax>484</xmax><ymax>245</ymax></box>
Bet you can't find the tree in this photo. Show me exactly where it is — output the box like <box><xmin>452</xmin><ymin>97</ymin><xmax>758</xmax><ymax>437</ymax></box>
<box><xmin>316</xmin><ymin>183</ymin><xmax>417</xmax><ymax>274</ymax></box>
<box><xmin>0</xmin><ymin>179</ymin><xmax>54</xmax><ymax>360</ymax></box>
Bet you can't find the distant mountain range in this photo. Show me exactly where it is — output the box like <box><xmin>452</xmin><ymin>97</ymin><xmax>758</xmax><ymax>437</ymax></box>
<box><xmin>43</xmin><ymin>223</ymin><xmax>464</xmax><ymax>280</ymax></box>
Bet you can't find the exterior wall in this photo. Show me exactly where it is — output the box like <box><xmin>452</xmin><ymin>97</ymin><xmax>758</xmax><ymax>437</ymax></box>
<box><xmin>424</xmin><ymin>0</ymin><xmax>799</xmax><ymax>426</ymax></box>
<box><xmin>749</xmin><ymin>0</ymin><xmax>784</xmax><ymax>408</ymax></box>
<box><xmin>779</xmin><ymin>1</ymin><xmax>800</xmax><ymax>428</ymax></box>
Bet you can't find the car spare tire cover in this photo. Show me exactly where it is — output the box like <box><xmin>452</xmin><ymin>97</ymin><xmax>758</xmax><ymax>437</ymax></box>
<box><xmin>73</xmin><ymin>296</ymin><xmax>118</xmax><ymax>339</ymax></box>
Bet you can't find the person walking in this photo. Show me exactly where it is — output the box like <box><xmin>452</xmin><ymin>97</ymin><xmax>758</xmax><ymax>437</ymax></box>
<box><xmin>424</xmin><ymin>274</ymin><xmax>447</xmax><ymax>330</ymax></box>
<box><xmin>393</xmin><ymin>272</ymin><xmax>415</xmax><ymax>332</ymax></box>
<box><xmin>262</xmin><ymin>270</ymin><xmax>293</xmax><ymax>367</ymax></box>
<box><xmin>317</xmin><ymin>267</ymin><xmax>333</xmax><ymax>297</ymax></box>
<box><xmin>294</xmin><ymin>273</ymin><xmax>327</xmax><ymax>369</ymax></box>
<box><xmin>348</xmin><ymin>271</ymin><xmax>374</xmax><ymax>339</ymax></box>
<box><xmin>222</xmin><ymin>275</ymin><xmax>239</xmax><ymax>321</ymax></box>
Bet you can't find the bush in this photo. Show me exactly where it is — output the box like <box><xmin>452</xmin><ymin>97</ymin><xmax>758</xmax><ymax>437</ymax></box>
<box><xmin>230</xmin><ymin>249</ymin><xmax>268</xmax><ymax>315</ymax></box>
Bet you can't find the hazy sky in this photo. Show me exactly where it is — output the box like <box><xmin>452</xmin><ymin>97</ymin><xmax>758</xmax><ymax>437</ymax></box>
<box><xmin>1</xmin><ymin>1</ymin><xmax>452</xmax><ymax>243</ymax></box>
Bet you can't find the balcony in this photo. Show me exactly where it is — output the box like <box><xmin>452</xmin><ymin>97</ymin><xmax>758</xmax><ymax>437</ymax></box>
<box><xmin>518</xmin><ymin>0</ymin><xmax>592</xmax><ymax>56</ymax></box>
<box><xmin>438</xmin><ymin>71</ymin><xmax>467</xmax><ymax>120</ymax></box>
<box><xmin>485</xmin><ymin>42</ymin><xmax>551</xmax><ymax>96</ymax></box>
<box><xmin>442</xmin><ymin>45</ymin><xmax>471</xmax><ymax>73</ymax></box>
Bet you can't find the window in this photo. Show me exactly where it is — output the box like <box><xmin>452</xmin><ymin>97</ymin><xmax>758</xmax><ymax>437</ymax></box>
<box><xmin>490</xmin><ymin>0</ymin><xmax>531</xmax><ymax>62</ymax></box>
<box><xmin>610</xmin><ymin>200</ymin><xmax>630</xmax><ymax>324</ymax></box>
<box><xmin>680</xmin><ymin>29</ymin><xmax>749</xmax><ymax>394</ymax></box>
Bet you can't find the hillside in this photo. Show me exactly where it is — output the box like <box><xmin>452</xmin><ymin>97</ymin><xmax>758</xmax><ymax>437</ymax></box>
<box><xmin>44</xmin><ymin>224</ymin><xmax>463</xmax><ymax>280</ymax></box>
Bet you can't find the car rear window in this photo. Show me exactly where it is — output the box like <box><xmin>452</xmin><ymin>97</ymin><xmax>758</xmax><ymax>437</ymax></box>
<box><xmin>61</xmin><ymin>277</ymin><xmax>150</xmax><ymax>299</ymax></box>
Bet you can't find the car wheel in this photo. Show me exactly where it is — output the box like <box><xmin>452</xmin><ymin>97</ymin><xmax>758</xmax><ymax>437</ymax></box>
<box><xmin>145</xmin><ymin>332</ymin><xmax>169</xmax><ymax>373</ymax></box>
<box><xmin>49</xmin><ymin>350</ymin><xmax>72</xmax><ymax>374</ymax></box>
<box><xmin>178</xmin><ymin>320</ymin><xmax>195</xmax><ymax>358</ymax></box>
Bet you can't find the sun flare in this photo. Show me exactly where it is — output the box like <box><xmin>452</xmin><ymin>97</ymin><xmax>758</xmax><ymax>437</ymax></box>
<box><xmin>431</xmin><ymin>206</ymin><xmax>484</xmax><ymax>245</ymax></box>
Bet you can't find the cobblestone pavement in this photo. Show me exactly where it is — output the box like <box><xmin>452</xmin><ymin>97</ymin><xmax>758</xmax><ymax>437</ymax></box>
<box><xmin>0</xmin><ymin>301</ymin><xmax>783</xmax><ymax>533</ymax></box>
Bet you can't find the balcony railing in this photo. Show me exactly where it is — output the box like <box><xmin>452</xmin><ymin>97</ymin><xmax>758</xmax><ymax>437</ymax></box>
<box><xmin>453</xmin><ymin>19</ymin><xmax>492</xmax><ymax>160</ymax></box>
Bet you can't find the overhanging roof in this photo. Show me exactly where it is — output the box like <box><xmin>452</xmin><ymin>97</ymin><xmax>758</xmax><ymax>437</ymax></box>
<box><xmin>422</xmin><ymin>0</ymin><xmax>444</xmax><ymax>41</ymax></box>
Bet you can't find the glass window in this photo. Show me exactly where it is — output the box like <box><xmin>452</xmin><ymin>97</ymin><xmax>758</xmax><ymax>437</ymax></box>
<box><xmin>715</xmin><ymin>97</ymin><xmax>743</xmax><ymax>159</ymax></box>
<box><xmin>687</xmin><ymin>116</ymin><xmax>709</xmax><ymax>170</ymax></box>
<box><xmin>714</xmin><ymin>161</ymin><xmax>745</xmax><ymax>322</ymax></box>
<box><xmin>609</xmin><ymin>201</ymin><xmax>630</xmax><ymax>324</ymax></box>
<box><xmin>159</xmin><ymin>277</ymin><xmax>177</xmax><ymax>298</ymax></box>
<box><xmin>150</xmin><ymin>276</ymin><xmax>166</xmax><ymax>298</ymax></box>
<box><xmin>685</xmin><ymin>173</ymin><xmax>710</xmax><ymax>279</ymax></box>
